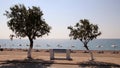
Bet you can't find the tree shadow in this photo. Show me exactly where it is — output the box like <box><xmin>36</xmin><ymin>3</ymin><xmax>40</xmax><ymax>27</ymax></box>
<box><xmin>0</xmin><ymin>59</ymin><xmax>54</xmax><ymax>68</ymax></box>
<box><xmin>78</xmin><ymin>60</ymin><xmax>120</xmax><ymax>68</ymax></box>
<box><xmin>52</xmin><ymin>58</ymin><xmax>73</xmax><ymax>61</ymax></box>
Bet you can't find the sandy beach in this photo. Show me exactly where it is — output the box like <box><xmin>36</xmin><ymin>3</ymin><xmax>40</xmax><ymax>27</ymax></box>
<box><xmin>0</xmin><ymin>49</ymin><xmax>120</xmax><ymax>68</ymax></box>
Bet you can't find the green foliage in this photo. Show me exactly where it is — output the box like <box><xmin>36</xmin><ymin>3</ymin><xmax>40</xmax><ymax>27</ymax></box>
<box><xmin>68</xmin><ymin>19</ymin><xmax>101</xmax><ymax>44</ymax></box>
<box><xmin>68</xmin><ymin>19</ymin><xmax>101</xmax><ymax>60</ymax></box>
<box><xmin>4</xmin><ymin>4</ymin><xmax>51</xmax><ymax>39</ymax></box>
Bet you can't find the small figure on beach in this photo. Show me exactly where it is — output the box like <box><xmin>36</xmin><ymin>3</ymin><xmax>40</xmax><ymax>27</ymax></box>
<box><xmin>19</xmin><ymin>44</ymin><xmax>22</xmax><ymax>46</ymax></box>
<box><xmin>26</xmin><ymin>44</ymin><xmax>29</xmax><ymax>46</ymax></box>
<box><xmin>71</xmin><ymin>45</ymin><xmax>75</xmax><ymax>48</ymax></box>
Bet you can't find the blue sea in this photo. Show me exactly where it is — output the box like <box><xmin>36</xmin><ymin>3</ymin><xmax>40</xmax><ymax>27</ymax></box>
<box><xmin>0</xmin><ymin>39</ymin><xmax>120</xmax><ymax>50</ymax></box>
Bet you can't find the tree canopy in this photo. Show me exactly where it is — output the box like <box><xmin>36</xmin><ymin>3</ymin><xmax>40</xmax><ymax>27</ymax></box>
<box><xmin>4</xmin><ymin>4</ymin><xmax>51</xmax><ymax>58</ymax></box>
<box><xmin>68</xmin><ymin>19</ymin><xmax>101</xmax><ymax>48</ymax></box>
<box><xmin>4</xmin><ymin>4</ymin><xmax>51</xmax><ymax>40</ymax></box>
<box><xmin>68</xmin><ymin>19</ymin><xmax>101</xmax><ymax>60</ymax></box>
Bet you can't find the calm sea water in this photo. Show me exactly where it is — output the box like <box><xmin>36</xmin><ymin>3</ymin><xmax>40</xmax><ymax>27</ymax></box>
<box><xmin>0</xmin><ymin>39</ymin><xmax>120</xmax><ymax>50</ymax></box>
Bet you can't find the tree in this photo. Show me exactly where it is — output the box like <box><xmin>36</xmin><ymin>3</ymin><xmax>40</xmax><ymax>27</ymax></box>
<box><xmin>68</xmin><ymin>19</ymin><xmax>101</xmax><ymax>60</ymax></box>
<box><xmin>4</xmin><ymin>4</ymin><xmax>51</xmax><ymax>58</ymax></box>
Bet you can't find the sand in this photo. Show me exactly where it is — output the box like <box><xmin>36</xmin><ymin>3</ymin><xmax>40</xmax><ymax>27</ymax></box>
<box><xmin>0</xmin><ymin>49</ymin><xmax>120</xmax><ymax>68</ymax></box>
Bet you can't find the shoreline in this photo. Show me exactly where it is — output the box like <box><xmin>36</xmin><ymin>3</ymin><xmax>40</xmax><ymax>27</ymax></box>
<box><xmin>1</xmin><ymin>48</ymin><xmax>120</xmax><ymax>52</ymax></box>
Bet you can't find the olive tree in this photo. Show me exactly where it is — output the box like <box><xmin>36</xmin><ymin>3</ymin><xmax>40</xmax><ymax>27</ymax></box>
<box><xmin>68</xmin><ymin>19</ymin><xmax>101</xmax><ymax>60</ymax></box>
<box><xmin>4</xmin><ymin>4</ymin><xmax>51</xmax><ymax>58</ymax></box>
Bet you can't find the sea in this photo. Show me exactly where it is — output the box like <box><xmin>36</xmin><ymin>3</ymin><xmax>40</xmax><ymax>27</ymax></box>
<box><xmin>0</xmin><ymin>39</ymin><xmax>120</xmax><ymax>50</ymax></box>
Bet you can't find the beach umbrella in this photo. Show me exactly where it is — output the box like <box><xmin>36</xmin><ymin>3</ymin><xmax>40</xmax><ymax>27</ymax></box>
<box><xmin>111</xmin><ymin>44</ymin><xmax>117</xmax><ymax>48</ymax></box>
<box><xmin>96</xmin><ymin>45</ymin><xmax>103</xmax><ymax>53</ymax></box>
<box><xmin>68</xmin><ymin>45</ymin><xmax>75</xmax><ymax>49</ymax></box>
<box><xmin>96</xmin><ymin>45</ymin><xmax>103</xmax><ymax>48</ymax></box>
<box><xmin>111</xmin><ymin>44</ymin><xmax>118</xmax><ymax>51</ymax></box>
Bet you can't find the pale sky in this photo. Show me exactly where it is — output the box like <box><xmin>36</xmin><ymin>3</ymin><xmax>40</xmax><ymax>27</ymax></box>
<box><xmin>0</xmin><ymin>0</ymin><xmax>120</xmax><ymax>39</ymax></box>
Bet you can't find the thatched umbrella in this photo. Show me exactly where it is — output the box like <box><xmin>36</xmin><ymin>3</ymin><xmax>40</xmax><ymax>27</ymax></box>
<box><xmin>96</xmin><ymin>45</ymin><xmax>103</xmax><ymax>53</ymax></box>
<box><xmin>111</xmin><ymin>44</ymin><xmax>118</xmax><ymax>53</ymax></box>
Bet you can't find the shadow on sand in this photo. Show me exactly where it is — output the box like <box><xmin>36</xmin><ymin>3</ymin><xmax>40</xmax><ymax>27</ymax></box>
<box><xmin>78</xmin><ymin>60</ymin><xmax>120</xmax><ymax>68</ymax></box>
<box><xmin>0</xmin><ymin>59</ymin><xmax>120</xmax><ymax>68</ymax></box>
<box><xmin>0</xmin><ymin>59</ymin><xmax>54</xmax><ymax>68</ymax></box>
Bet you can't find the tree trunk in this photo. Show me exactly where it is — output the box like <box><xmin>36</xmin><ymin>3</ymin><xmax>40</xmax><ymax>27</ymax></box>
<box><xmin>27</xmin><ymin>38</ymin><xmax>33</xmax><ymax>59</ymax></box>
<box><xmin>84</xmin><ymin>44</ymin><xmax>94</xmax><ymax>61</ymax></box>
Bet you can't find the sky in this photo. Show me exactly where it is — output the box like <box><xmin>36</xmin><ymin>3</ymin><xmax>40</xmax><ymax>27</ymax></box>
<box><xmin>0</xmin><ymin>0</ymin><xmax>120</xmax><ymax>39</ymax></box>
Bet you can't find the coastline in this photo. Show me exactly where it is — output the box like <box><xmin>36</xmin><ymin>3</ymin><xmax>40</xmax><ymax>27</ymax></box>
<box><xmin>0</xmin><ymin>39</ymin><xmax>120</xmax><ymax>51</ymax></box>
